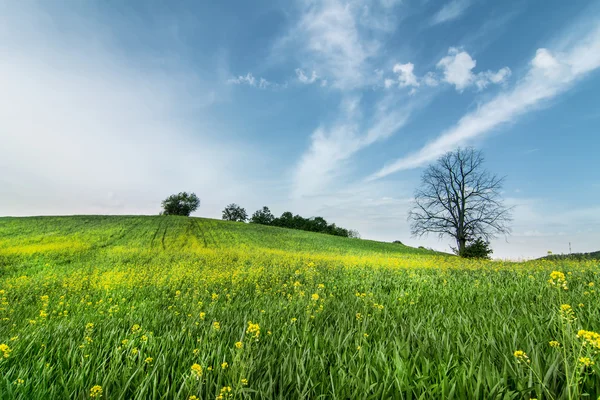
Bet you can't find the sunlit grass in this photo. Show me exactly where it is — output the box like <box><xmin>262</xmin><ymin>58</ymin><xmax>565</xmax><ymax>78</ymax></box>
<box><xmin>0</xmin><ymin>215</ymin><xmax>598</xmax><ymax>399</ymax></box>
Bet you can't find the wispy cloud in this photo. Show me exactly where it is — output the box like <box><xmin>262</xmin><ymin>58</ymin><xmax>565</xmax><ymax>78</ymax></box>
<box><xmin>227</xmin><ymin>72</ymin><xmax>287</xmax><ymax>89</ymax></box>
<box><xmin>278</xmin><ymin>0</ymin><xmax>402</xmax><ymax>90</ymax></box>
<box><xmin>431</xmin><ymin>0</ymin><xmax>471</xmax><ymax>25</ymax></box>
<box><xmin>292</xmin><ymin>95</ymin><xmax>411</xmax><ymax>197</ymax></box>
<box><xmin>369</xmin><ymin>23</ymin><xmax>600</xmax><ymax>179</ymax></box>
<box><xmin>295</xmin><ymin>68</ymin><xmax>327</xmax><ymax>86</ymax></box>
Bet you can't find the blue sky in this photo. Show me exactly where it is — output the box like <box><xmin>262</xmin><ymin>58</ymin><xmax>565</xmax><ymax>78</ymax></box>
<box><xmin>1</xmin><ymin>0</ymin><xmax>599</xmax><ymax>259</ymax></box>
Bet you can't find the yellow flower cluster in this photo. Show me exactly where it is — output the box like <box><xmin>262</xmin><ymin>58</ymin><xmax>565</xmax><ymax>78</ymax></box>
<box><xmin>559</xmin><ymin>304</ymin><xmax>576</xmax><ymax>322</ymax></box>
<box><xmin>579</xmin><ymin>357</ymin><xmax>594</xmax><ymax>367</ymax></box>
<box><xmin>246</xmin><ymin>320</ymin><xmax>260</xmax><ymax>340</ymax></box>
<box><xmin>191</xmin><ymin>363</ymin><xmax>203</xmax><ymax>379</ymax></box>
<box><xmin>90</xmin><ymin>385</ymin><xmax>103</xmax><ymax>398</ymax></box>
<box><xmin>513</xmin><ymin>350</ymin><xmax>530</xmax><ymax>364</ymax></box>
<box><xmin>235</xmin><ymin>341</ymin><xmax>243</xmax><ymax>349</ymax></box>
<box><xmin>577</xmin><ymin>330</ymin><xmax>600</xmax><ymax>349</ymax></box>
<box><xmin>216</xmin><ymin>386</ymin><xmax>232</xmax><ymax>400</ymax></box>
<box><xmin>548</xmin><ymin>340</ymin><xmax>560</xmax><ymax>348</ymax></box>
<box><xmin>548</xmin><ymin>271</ymin><xmax>568</xmax><ymax>290</ymax></box>
<box><xmin>0</xmin><ymin>343</ymin><xmax>11</xmax><ymax>358</ymax></box>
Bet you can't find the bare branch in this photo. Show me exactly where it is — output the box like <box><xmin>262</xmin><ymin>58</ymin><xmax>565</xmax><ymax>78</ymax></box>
<box><xmin>408</xmin><ymin>147</ymin><xmax>512</xmax><ymax>255</ymax></box>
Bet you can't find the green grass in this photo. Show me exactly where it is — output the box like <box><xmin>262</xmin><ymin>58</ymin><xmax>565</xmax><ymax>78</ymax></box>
<box><xmin>0</xmin><ymin>215</ymin><xmax>599</xmax><ymax>399</ymax></box>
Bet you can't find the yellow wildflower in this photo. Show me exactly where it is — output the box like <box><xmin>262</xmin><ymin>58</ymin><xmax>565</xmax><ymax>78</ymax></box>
<box><xmin>579</xmin><ymin>357</ymin><xmax>594</xmax><ymax>367</ymax></box>
<box><xmin>90</xmin><ymin>385</ymin><xmax>103</xmax><ymax>398</ymax></box>
<box><xmin>191</xmin><ymin>363</ymin><xmax>203</xmax><ymax>379</ymax></box>
<box><xmin>246</xmin><ymin>321</ymin><xmax>260</xmax><ymax>340</ymax></box>
<box><xmin>0</xmin><ymin>343</ymin><xmax>11</xmax><ymax>358</ymax></box>
<box><xmin>549</xmin><ymin>340</ymin><xmax>560</xmax><ymax>348</ymax></box>
<box><xmin>221</xmin><ymin>361</ymin><xmax>228</xmax><ymax>369</ymax></box>
<box><xmin>131</xmin><ymin>324</ymin><xmax>141</xmax><ymax>333</ymax></box>
<box><xmin>235</xmin><ymin>341</ymin><xmax>243</xmax><ymax>349</ymax></box>
<box><xmin>311</xmin><ymin>293</ymin><xmax>319</xmax><ymax>301</ymax></box>
<box><xmin>241</xmin><ymin>378</ymin><xmax>248</xmax><ymax>386</ymax></box>
<box><xmin>513</xmin><ymin>350</ymin><xmax>530</xmax><ymax>364</ymax></box>
<box><xmin>145</xmin><ymin>357</ymin><xmax>153</xmax><ymax>364</ymax></box>
<box><xmin>212</xmin><ymin>321</ymin><xmax>220</xmax><ymax>330</ymax></box>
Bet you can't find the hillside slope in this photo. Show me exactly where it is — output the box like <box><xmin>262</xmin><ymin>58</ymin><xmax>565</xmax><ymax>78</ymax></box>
<box><xmin>0</xmin><ymin>215</ymin><xmax>441</xmax><ymax>278</ymax></box>
<box><xmin>0</xmin><ymin>215</ymin><xmax>436</xmax><ymax>257</ymax></box>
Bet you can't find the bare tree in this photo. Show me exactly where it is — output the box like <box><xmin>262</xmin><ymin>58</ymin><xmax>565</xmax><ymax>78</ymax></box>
<box><xmin>408</xmin><ymin>148</ymin><xmax>512</xmax><ymax>256</ymax></box>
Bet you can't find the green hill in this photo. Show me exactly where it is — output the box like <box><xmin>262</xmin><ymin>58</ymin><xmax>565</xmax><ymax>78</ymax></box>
<box><xmin>0</xmin><ymin>215</ymin><xmax>437</xmax><ymax>268</ymax></box>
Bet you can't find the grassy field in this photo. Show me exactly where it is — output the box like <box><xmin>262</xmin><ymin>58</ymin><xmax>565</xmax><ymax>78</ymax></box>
<box><xmin>0</xmin><ymin>216</ymin><xmax>598</xmax><ymax>399</ymax></box>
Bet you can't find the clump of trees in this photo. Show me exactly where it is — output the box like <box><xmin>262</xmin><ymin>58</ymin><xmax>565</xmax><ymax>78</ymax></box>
<box><xmin>223</xmin><ymin>205</ymin><xmax>359</xmax><ymax>238</ymax></box>
<box><xmin>408</xmin><ymin>148</ymin><xmax>511</xmax><ymax>258</ymax></box>
<box><xmin>161</xmin><ymin>192</ymin><xmax>200</xmax><ymax>216</ymax></box>
<box><xmin>222</xmin><ymin>204</ymin><xmax>248</xmax><ymax>222</ymax></box>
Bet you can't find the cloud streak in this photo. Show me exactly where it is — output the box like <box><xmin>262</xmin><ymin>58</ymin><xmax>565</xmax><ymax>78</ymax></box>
<box><xmin>431</xmin><ymin>0</ymin><xmax>471</xmax><ymax>25</ymax></box>
<box><xmin>369</xmin><ymin>23</ymin><xmax>600</xmax><ymax>179</ymax></box>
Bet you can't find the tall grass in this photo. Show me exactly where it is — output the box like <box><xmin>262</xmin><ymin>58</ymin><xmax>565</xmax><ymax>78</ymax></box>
<box><xmin>0</xmin><ymin>216</ymin><xmax>598</xmax><ymax>399</ymax></box>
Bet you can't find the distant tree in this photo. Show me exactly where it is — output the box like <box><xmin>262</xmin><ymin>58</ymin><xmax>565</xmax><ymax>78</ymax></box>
<box><xmin>408</xmin><ymin>148</ymin><xmax>511</xmax><ymax>257</ymax></box>
<box><xmin>460</xmin><ymin>238</ymin><xmax>493</xmax><ymax>259</ymax></box>
<box><xmin>250</xmin><ymin>206</ymin><xmax>275</xmax><ymax>225</ymax></box>
<box><xmin>272</xmin><ymin>211</ymin><xmax>294</xmax><ymax>228</ymax></box>
<box><xmin>392</xmin><ymin>240</ymin><xmax>403</xmax><ymax>245</ymax></box>
<box><xmin>222</xmin><ymin>203</ymin><xmax>248</xmax><ymax>222</ymax></box>
<box><xmin>348</xmin><ymin>230</ymin><xmax>361</xmax><ymax>239</ymax></box>
<box><xmin>161</xmin><ymin>192</ymin><xmax>200</xmax><ymax>216</ymax></box>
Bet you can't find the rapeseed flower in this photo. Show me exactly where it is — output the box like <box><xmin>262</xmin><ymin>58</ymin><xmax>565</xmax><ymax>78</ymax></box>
<box><xmin>90</xmin><ymin>385</ymin><xmax>103</xmax><ymax>398</ymax></box>
<box><xmin>513</xmin><ymin>350</ymin><xmax>530</xmax><ymax>364</ymax></box>
<box><xmin>0</xmin><ymin>343</ymin><xmax>11</xmax><ymax>358</ymax></box>
<box><xmin>191</xmin><ymin>363</ymin><xmax>203</xmax><ymax>379</ymax></box>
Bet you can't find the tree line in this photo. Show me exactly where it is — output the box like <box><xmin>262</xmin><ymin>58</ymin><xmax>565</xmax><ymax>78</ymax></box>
<box><xmin>222</xmin><ymin>204</ymin><xmax>360</xmax><ymax>238</ymax></box>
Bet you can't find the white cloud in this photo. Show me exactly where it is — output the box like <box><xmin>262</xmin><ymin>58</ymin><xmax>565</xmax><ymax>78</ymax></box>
<box><xmin>392</xmin><ymin>62</ymin><xmax>419</xmax><ymax>87</ymax></box>
<box><xmin>295</xmin><ymin>68</ymin><xmax>321</xmax><ymax>84</ymax></box>
<box><xmin>431</xmin><ymin>0</ymin><xmax>471</xmax><ymax>25</ymax></box>
<box><xmin>436</xmin><ymin>47</ymin><xmax>477</xmax><ymax>90</ymax></box>
<box><xmin>228</xmin><ymin>73</ymin><xmax>285</xmax><ymax>89</ymax></box>
<box><xmin>278</xmin><ymin>0</ymin><xmax>402</xmax><ymax>90</ymax></box>
<box><xmin>369</xmin><ymin>24</ymin><xmax>600</xmax><ymax>179</ymax></box>
<box><xmin>436</xmin><ymin>47</ymin><xmax>510</xmax><ymax>91</ymax></box>
<box><xmin>422</xmin><ymin>72</ymin><xmax>439</xmax><ymax>87</ymax></box>
<box><xmin>228</xmin><ymin>72</ymin><xmax>256</xmax><ymax>86</ymax></box>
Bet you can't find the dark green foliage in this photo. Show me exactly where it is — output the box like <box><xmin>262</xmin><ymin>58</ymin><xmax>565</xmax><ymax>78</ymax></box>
<box><xmin>250</xmin><ymin>206</ymin><xmax>275</xmax><ymax>225</ymax></box>
<box><xmin>222</xmin><ymin>203</ymin><xmax>248</xmax><ymax>222</ymax></box>
<box><xmin>271</xmin><ymin>211</ymin><xmax>356</xmax><ymax>238</ymax></box>
<box><xmin>161</xmin><ymin>192</ymin><xmax>200</xmax><ymax>216</ymax></box>
<box><xmin>541</xmin><ymin>250</ymin><xmax>600</xmax><ymax>261</ymax></box>
<box><xmin>393</xmin><ymin>240</ymin><xmax>403</xmax><ymax>245</ymax></box>
<box><xmin>458</xmin><ymin>238</ymin><xmax>493</xmax><ymax>259</ymax></box>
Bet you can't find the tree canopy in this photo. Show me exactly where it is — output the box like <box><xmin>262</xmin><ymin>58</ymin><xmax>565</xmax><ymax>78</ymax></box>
<box><xmin>161</xmin><ymin>192</ymin><xmax>200</xmax><ymax>216</ymax></box>
<box><xmin>222</xmin><ymin>203</ymin><xmax>248</xmax><ymax>222</ymax></box>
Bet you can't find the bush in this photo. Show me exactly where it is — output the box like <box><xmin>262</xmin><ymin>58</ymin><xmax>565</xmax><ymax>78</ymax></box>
<box><xmin>459</xmin><ymin>238</ymin><xmax>493</xmax><ymax>259</ymax></box>
<box><xmin>393</xmin><ymin>240</ymin><xmax>403</xmax><ymax>245</ymax></box>
<box><xmin>161</xmin><ymin>192</ymin><xmax>200</xmax><ymax>216</ymax></box>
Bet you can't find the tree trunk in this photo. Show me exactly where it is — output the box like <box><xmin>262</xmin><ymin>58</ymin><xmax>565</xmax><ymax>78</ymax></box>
<box><xmin>458</xmin><ymin>237</ymin><xmax>466</xmax><ymax>256</ymax></box>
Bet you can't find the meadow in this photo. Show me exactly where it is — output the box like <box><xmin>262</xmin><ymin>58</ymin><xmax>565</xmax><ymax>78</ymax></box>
<box><xmin>0</xmin><ymin>215</ymin><xmax>598</xmax><ymax>399</ymax></box>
